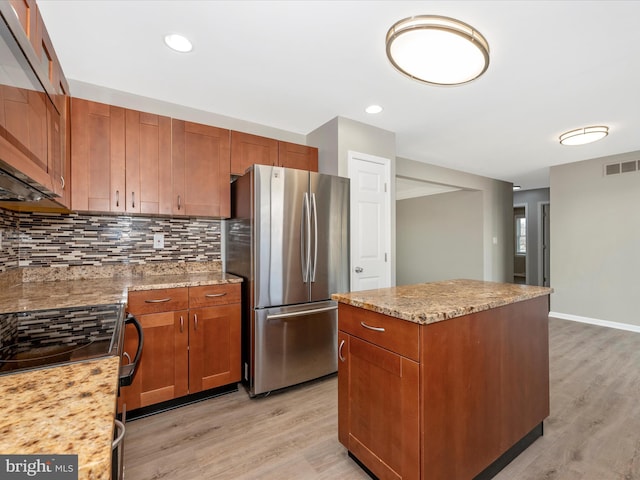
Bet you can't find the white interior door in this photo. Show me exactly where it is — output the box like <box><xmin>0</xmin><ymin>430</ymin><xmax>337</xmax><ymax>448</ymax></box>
<box><xmin>348</xmin><ymin>151</ymin><xmax>391</xmax><ymax>291</ymax></box>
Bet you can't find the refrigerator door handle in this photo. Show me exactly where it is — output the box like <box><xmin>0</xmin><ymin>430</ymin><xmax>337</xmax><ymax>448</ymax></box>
<box><xmin>266</xmin><ymin>305</ymin><xmax>338</xmax><ymax>320</ymax></box>
<box><xmin>310</xmin><ymin>192</ymin><xmax>318</xmax><ymax>282</ymax></box>
<box><xmin>301</xmin><ymin>192</ymin><xmax>311</xmax><ymax>282</ymax></box>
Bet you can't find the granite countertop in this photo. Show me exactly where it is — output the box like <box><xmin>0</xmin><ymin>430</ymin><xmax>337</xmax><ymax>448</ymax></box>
<box><xmin>0</xmin><ymin>262</ymin><xmax>243</xmax><ymax>478</ymax></box>
<box><xmin>332</xmin><ymin>279</ymin><xmax>553</xmax><ymax>325</ymax></box>
<box><xmin>0</xmin><ymin>263</ymin><xmax>243</xmax><ymax>313</ymax></box>
<box><xmin>0</xmin><ymin>356</ymin><xmax>120</xmax><ymax>480</ymax></box>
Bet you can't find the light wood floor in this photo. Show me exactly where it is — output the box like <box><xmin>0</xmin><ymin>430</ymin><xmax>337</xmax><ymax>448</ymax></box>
<box><xmin>124</xmin><ymin>318</ymin><xmax>640</xmax><ymax>479</ymax></box>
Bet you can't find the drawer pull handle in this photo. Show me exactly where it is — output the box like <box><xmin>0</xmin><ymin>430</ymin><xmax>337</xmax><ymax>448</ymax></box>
<box><xmin>205</xmin><ymin>292</ymin><xmax>227</xmax><ymax>298</ymax></box>
<box><xmin>360</xmin><ymin>321</ymin><xmax>385</xmax><ymax>332</ymax></box>
<box><xmin>123</xmin><ymin>352</ymin><xmax>131</xmax><ymax>365</ymax></box>
<box><xmin>180</xmin><ymin>315</ymin><xmax>184</xmax><ymax>333</ymax></box>
<box><xmin>194</xmin><ymin>313</ymin><xmax>198</xmax><ymax>331</ymax></box>
<box><xmin>338</xmin><ymin>339</ymin><xmax>346</xmax><ymax>362</ymax></box>
<box><xmin>144</xmin><ymin>297</ymin><xmax>172</xmax><ymax>303</ymax></box>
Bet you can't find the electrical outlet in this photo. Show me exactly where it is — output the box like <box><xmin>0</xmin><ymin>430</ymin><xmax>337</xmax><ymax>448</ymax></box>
<box><xmin>153</xmin><ymin>233</ymin><xmax>164</xmax><ymax>249</ymax></box>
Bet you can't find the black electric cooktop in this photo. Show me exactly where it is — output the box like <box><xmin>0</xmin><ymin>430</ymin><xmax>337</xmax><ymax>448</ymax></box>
<box><xmin>0</xmin><ymin>303</ymin><xmax>124</xmax><ymax>375</ymax></box>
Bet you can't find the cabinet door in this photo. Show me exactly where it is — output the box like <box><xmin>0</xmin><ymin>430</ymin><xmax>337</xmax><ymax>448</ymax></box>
<box><xmin>47</xmin><ymin>97</ymin><xmax>68</xmax><ymax>206</ymax></box>
<box><xmin>230</xmin><ymin>131</ymin><xmax>278</xmax><ymax>176</ymax></box>
<box><xmin>341</xmin><ymin>334</ymin><xmax>420</xmax><ymax>480</ymax></box>
<box><xmin>125</xmin><ymin>109</ymin><xmax>172</xmax><ymax>214</ymax></box>
<box><xmin>188</xmin><ymin>304</ymin><xmax>241</xmax><ymax>394</ymax></box>
<box><xmin>172</xmin><ymin>120</ymin><xmax>230</xmax><ymax>217</ymax></box>
<box><xmin>278</xmin><ymin>141</ymin><xmax>318</xmax><ymax>172</ymax></box>
<box><xmin>119</xmin><ymin>310</ymin><xmax>189</xmax><ymax>411</ymax></box>
<box><xmin>70</xmin><ymin>98</ymin><xmax>125</xmax><ymax>212</ymax></box>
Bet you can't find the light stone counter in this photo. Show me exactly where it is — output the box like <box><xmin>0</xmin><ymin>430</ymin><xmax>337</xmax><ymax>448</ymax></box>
<box><xmin>0</xmin><ymin>262</ymin><xmax>244</xmax><ymax>478</ymax></box>
<box><xmin>0</xmin><ymin>262</ymin><xmax>242</xmax><ymax>314</ymax></box>
<box><xmin>0</xmin><ymin>356</ymin><xmax>120</xmax><ymax>480</ymax></box>
<box><xmin>332</xmin><ymin>279</ymin><xmax>552</xmax><ymax>325</ymax></box>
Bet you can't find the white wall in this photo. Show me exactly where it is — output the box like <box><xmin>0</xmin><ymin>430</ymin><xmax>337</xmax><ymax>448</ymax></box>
<box><xmin>550</xmin><ymin>151</ymin><xmax>640</xmax><ymax>328</ymax></box>
<box><xmin>397</xmin><ymin>190</ymin><xmax>484</xmax><ymax>285</ymax></box>
<box><xmin>396</xmin><ymin>157</ymin><xmax>513</xmax><ymax>283</ymax></box>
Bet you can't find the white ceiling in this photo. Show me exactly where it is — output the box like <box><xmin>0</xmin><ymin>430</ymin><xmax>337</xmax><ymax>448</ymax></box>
<box><xmin>38</xmin><ymin>1</ymin><xmax>640</xmax><ymax>190</ymax></box>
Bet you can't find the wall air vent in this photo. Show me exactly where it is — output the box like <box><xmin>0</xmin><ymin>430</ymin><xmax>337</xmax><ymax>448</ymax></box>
<box><xmin>604</xmin><ymin>161</ymin><xmax>639</xmax><ymax>176</ymax></box>
<box><xmin>605</xmin><ymin>163</ymin><xmax>621</xmax><ymax>175</ymax></box>
<box><xmin>621</xmin><ymin>161</ymin><xmax>637</xmax><ymax>173</ymax></box>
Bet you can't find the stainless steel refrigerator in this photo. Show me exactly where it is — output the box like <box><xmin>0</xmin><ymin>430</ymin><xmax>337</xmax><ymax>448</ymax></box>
<box><xmin>226</xmin><ymin>165</ymin><xmax>349</xmax><ymax>396</ymax></box>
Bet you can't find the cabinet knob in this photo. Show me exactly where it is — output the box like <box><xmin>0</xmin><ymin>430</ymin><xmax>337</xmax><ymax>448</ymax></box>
<box><xmin>355</xmin><ymin>266</ymin><xmax>364</xmax><ymax>273</ymax></box>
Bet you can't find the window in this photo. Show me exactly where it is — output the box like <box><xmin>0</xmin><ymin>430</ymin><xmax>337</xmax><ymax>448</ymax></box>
<box><xmin>515</xmin><ymin>215</ymin><xmax>526</xmax><ymax>254</ymax></box>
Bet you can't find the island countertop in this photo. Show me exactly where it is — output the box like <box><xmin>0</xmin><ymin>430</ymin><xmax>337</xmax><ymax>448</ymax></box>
<box><xmin>331</xmin><ymin>279</ymin><xmax>552</xmax><ymax>325</ymax></box>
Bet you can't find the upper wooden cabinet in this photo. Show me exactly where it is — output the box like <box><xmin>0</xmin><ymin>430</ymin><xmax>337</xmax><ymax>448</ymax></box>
<box><xmin>278</xmin><ymin>141</ymin><xmax>318</xmax><ymax>171</ymax></box>
<box><xmin>0</xmin><ymin>1</ymin><xmax>70</xmax><ymax>208</ymax></box>
<box><xmin>230</xmin><ymin>131</ymin><xmax>318</xmax><ymax>175</ymax></box>
<box><xmin>125</xmin><ymin>110</ymin><xmax>172</xmax><ymax>215</ymax></box>
<box><xmin>72</xmin><ymin>98</ymin><xmax>175</xmax><ymax>215</ymax></box>
<box><xmin>70</xmin><ymin>98</ymin><xmax>125</xmax><ymax>212</ymax></box>
<box><xmin>172</xmin><ymin>120</ymin><xmax>231</xmax><ymax>217</ymax></box>
<box><xmin>230</xmin><ymin>131</ymin><xmax>278</xmax><ymax>176</ymax></box>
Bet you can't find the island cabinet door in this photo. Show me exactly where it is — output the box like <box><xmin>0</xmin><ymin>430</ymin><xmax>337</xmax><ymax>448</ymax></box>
<box><xmin>338</xmin><ymin>331</ymin><xmax>420</xmax><ymax>480</ymax></box>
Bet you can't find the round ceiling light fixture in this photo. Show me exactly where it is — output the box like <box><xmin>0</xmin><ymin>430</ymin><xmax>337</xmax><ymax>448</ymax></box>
<box><xmin>559</xmin><ymin>126</ymin><xmax>609</xmax><ymax>146</ymax></box>
<box><xmin>164</xmin><ymin>33</ymin><xmax>193</xmax><ymax>53</ymax></box>
<box><xmin>365</xmin><ymin>104</ymin><xmax>383</xmax><ymax>114</ymax></box>
<box><xmin>386</xmin><ymin>15</ymin><xmax>490</xmax><ymax>86</ymax></box>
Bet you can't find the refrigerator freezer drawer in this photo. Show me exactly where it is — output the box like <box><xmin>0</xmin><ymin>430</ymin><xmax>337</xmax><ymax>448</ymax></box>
<box><xmin>252</xmin><ymin>301</ymin><xmax>338</xmax><ymax>395</ymax></box>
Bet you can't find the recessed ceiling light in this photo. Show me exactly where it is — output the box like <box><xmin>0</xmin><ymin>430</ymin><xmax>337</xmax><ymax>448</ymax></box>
<box><xmin>365</xmin><ymin>105</ymin><xmax>383</xmax><ymax>114</ymax></box>
<box><xmin>386</xmin><ymin>15</ymin><xmax>490</xmax><ymax>86</ymax></box>
<box><xmin>513</xmin><ymin>185</ymin><xmax>521</xmax><ymax>191</ymax></box>
<box><xmin>164</xmin><ymin>34</ymin><xmax>193</xmax><ymax>53</ymax></box>
<box><xmin>559</xmin><ymin>126</ymin><xmax>609</xmax><ymax>146</ymax></box>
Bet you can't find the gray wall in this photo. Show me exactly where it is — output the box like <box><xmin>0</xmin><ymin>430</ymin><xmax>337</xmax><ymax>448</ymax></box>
<box><xmin>513</xmin><ymin>188</ymin><xmax>550</xmax><ymax>286</ymax></box>
<box><xmin>308</xmin><ymin>116</ymin><xmax>397</xmax><ymax>285</ymax></box>
<box><xmin>550</xmin><ymin>151</ymin><xmax>640</xmax><ymax>327</ymax></box>
<box><xmin>396</xmin><ymin>157</ymin><xmax>513</xmax><ymax>283</ymax></box>
<box><xmin>397</xmin><ymin>190</ymin><xmax>483</xmax><ymax>285</ymax></box>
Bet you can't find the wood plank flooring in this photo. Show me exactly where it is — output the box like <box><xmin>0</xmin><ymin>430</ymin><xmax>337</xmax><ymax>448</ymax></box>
<box><xmin>124</xmin><ymin>318</ymin><xmax>640</xmax><ymax>479</ymax></box>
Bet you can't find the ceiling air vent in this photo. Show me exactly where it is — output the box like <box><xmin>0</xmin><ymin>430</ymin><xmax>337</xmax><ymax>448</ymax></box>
<box><xmin>604</xmin><ymin>161</ymin><xmax>638</xmax><ymax>176</ymax></box>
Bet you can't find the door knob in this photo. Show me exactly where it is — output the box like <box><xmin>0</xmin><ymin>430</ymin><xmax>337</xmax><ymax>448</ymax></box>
<box><xmin>355</xmin><ymin>266</ymin><xmax>363</xmax><ymax>273</ymax></box>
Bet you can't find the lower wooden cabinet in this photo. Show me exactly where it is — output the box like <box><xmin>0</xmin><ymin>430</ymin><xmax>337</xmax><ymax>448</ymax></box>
<box><xmin>119</xmin><ymin>283</ymin><xmax>241</xmax><ymax>412</ymax></box>
<box><xmin>338</xmin><ymin>296</ymin><xmax>551</xmax><ymax>480</ymax></box>
<box><xmin>338</xmin><ymin>309</ymin><xmax>420</xmax><ymax>480</ymax></box>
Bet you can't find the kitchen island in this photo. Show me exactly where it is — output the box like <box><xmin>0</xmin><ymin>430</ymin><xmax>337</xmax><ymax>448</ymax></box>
<box><xmin>332</xmin><ymin>279</ymin><xmax>552</xmax><ymax>480</ymax></box>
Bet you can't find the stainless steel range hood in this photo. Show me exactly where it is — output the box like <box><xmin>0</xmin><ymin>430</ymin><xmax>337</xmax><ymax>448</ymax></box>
<box><xmin>0</xmin><ymin>167</ymin><xmax>51</xmax><ymax>202</ymax></box>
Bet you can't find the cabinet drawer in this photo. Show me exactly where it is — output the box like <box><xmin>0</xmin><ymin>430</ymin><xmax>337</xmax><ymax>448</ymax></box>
<box><xmin>338</xmin><ymin>303</ymin><xmax>419</xmax><ymax>361</ymax></box>
<box><xmin>189</xmin><ymin>283</ymin><xmax>241</xmax><ymax>308</ymax></box>
<box><xmin>128</xmin><ymin>288</ymin><xmax>189</xmax><ymax>314</ymax></box>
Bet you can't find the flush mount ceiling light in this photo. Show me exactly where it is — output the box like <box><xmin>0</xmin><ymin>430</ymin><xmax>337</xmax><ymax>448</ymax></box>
<box><xmin>386</xmin><ymin>15</ymin><xmax>490</xmax><ymax>86</ymax></box>
<box><xmin>365</xmin><ymin>104</ymin><xmax>383</xmax><ymax>114</ymax></box>
<box><xmin>559</xmin><ymin>126</ymin><xmax>609</xmax><ymax>146</ymax></box>
<box><xmin>164</xmin><ymin>33</ymin><xmax>193</xmax><ymax>53</ymax></box>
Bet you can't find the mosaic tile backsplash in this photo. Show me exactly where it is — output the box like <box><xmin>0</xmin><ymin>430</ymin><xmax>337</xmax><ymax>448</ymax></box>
<box><xmin>0</xmin><ymin>209</ymin><xmax>222</xmax><ymax>271</ymax></box>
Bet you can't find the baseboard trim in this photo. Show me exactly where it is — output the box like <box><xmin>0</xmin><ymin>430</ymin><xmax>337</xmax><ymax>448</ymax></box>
<box><xmin>550</xmin><ymin>312</ymin><xmax>640</xmax><ymax>333</ymax></box>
